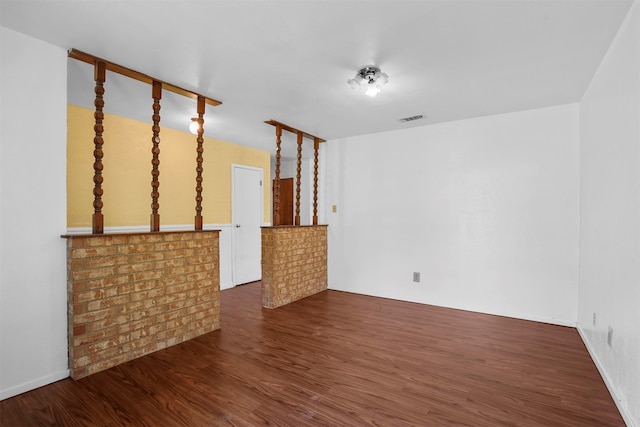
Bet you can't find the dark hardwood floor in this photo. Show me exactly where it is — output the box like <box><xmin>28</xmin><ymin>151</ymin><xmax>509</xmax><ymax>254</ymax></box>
<box><xmin>1</xmin><ymin>282</ymin><xmax>624</xmax><ymax>426</ymax></box>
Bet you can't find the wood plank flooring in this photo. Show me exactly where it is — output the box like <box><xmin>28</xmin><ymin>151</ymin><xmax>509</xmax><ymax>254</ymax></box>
<box><xmin>0</xmin><ymin>282</ymin><xmax>624</xmax><ymax>426</ymax></box>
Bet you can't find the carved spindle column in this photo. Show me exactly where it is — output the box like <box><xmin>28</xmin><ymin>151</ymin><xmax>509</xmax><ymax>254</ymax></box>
<box><xmin>273</xmin><ymin>124</ymin><xmax>282</xmax><ymax>226</ymax></box>
<box><xmin>150</xmin><ymin>80</ymin><xmax>162</xmax><ymax>232</ymax></box>
<box><xmin>313</xmin><ymin>137</ymin><xmax>320</xmax><ymax>225</ymax></box>
<box><xmin>92</xmin><ymin>61</ymin><xmax>107</xmax><ymax>234</ymax></box>
<box><xmin>294</xmin><ymin>132</ymin><xmax>303</xmax><ymax>226</ymax></box>
<box><xmin>194</xmin><ymin>96</ymin><xmax>205</xmax><ymax>230</ymax></box>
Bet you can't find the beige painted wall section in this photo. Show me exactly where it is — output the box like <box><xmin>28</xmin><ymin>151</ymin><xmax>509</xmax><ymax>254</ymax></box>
<box><xmin>68</xmin><ymin>105</ymin><xmax>270</xmax><ymax>227</ymax></box>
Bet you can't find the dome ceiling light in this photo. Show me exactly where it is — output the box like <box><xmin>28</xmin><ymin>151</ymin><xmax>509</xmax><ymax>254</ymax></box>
<box><xmin>347</xmin><ymin>65</ymin><xmax>389</xmax><ymax>97</ymax></box>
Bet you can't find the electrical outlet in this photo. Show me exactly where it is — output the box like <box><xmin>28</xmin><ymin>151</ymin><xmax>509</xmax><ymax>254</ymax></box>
<box><xmin>593</xmin><ymin>313</ymin><xmax>597</xmax><ymax>327</ymax></box>
<box><xmin>332</xmin><ymin>205</ymin><xmax>337</xmax><ymax>213</ymax></box>
<box><xmin>413</xmin><ymin>272</ymin><xmax>420</xmax><ymax>283</ymax></box>
<box><xmin>607</xmin><ymin>326</ymin><xmax>613</xmax><ymax>347</ymax></box>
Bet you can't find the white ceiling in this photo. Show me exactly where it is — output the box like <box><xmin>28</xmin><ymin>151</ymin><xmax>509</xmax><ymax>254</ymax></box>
<box><xmin>1</xmin><ymin>0</ymin><xmax>633</xmax><ymax>158</ymax></box>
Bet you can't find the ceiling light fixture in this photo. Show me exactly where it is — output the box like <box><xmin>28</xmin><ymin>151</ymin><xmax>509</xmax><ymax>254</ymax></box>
<box><xmin>348</xmin><ymin>65</ymin><xmax>389</xmax><ymax>97</ymax></box>
<box><xmin>189</xmin><ymin>117</ymin><xmax>201</xmax><ymax>135</ymax></box>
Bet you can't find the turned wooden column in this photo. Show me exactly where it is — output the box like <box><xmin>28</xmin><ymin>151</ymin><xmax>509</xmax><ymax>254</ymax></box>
<box><xmin>294</xmin><ymin>132</ymin><xmax>303</xmax><ymax>226</ymax></box>
<box><xmin>194</xmin><ymin>96</ymin><xmax>205</xmax><ymax>230</ymax></box>
<box><xmin>273</xmin><ymin>124</ymin><xmax>282</xmax><ymax>226</ymax></box>
<box><xmin>92</xmin><ymin>61</ymin><xmax>107</xmax><ymax>234</ymax></box>
<box><xmin>313</xmin><ymin>137</ymin><xmax>320</xmax><ymax>225</ymax></box>
<box><xmin>150</xmin><ymin>80</ymin><xmax>162</xmax><ymax>232</ymax></box>
<box><xmin>69</xmin><ymin>49</ymin><xmax>222</xmax><ymax>233</ymax></box>
<box><xmin>265</xmin><ymin>120</ymin><xmax>325</xmax><ymax>227</ymax></box>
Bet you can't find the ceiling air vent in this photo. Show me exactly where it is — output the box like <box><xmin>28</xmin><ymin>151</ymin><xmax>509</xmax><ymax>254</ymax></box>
<box><xmin>399</xmin><ymin>114</ymin><xmax>425</xmax><ymax>123</ymax></box>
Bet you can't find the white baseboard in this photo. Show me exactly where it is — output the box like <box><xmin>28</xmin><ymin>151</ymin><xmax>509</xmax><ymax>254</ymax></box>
<box><xmin>0</xmin><ymin>369</ymin><xmax>70</xmax><ymax>401</ymax></box>
<box><xmin>328</xmin><ymin>286</ymin><xmax>577</xmax><ymax>327</ymax></box>
<box><xmin>496</xmin><ymin>312</ymin><xmax>576</xmax><ymax>327</ymax></box>
<box><xmin>577</xmin><ymin>325</ymin><xmax>636</xmax><ymax>427</ymax></box>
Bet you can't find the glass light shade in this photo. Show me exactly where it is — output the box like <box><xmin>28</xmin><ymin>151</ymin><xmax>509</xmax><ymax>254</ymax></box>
<box><xmin>189</xmin><ymin>119</ymin><xmax>200</xmax><ymax>135</ymax></box>
<box><xmin>347</xmin><ymin>75</ymin><xmax>363</xmax><ymax>89</ymax></box>
<box><xmin>365</xmin><ymin>85</ymin><xmax>381</xmax><ymax>97</ymax></box>
<box><xmin>348</xmin><ymin>66</ymin><xmax>388</xmax><ymax>97</ymax></box>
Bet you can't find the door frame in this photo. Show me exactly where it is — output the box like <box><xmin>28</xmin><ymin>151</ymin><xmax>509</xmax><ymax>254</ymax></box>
<box><xmin>273</xmin><ymin>177</ymin><xmax>294</xmax><ymax>226</ymax></box>
<box><xmin>231</xmin><ymin>164</ymin><xmax>264</xmax><ymax>286</ymax></box>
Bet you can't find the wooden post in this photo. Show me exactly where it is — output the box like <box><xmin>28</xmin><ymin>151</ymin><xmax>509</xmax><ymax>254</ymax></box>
<box><xmin>92</xmin><ymin>61</ymin><xmax>106</xmax><ymax>234</ymax></box>
<box><xmin>273</xmin><ymin>124</ymin><xmax>282</xmax><ymax>226</ymax></box>
<box><xmin>264</xmin><ymin>120</ymin><xmax>325</xmax><ymax>227</ymax></box>
<box><xmin>150</xmin><ymin>80</ymin><xmax>162</xmax><ymax>232</ymax></box>
<box><xmin>295</xmin><ymin>131</ymin><xmax>303</xmax><ymax>226</ymax></box>
<box><xmin>194</xmin><ymin>96</ymin><xmax>205</xmax><ymax>230</ymax></box>
<box><xmin>313</xmin><ymin>137</ymin><xmax>320</xmax><ymax>225</ymax></box>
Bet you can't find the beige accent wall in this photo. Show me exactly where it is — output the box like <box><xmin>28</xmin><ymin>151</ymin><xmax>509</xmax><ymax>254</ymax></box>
<box><xmin>67</xmin><ymin>105</ymin><xmax>271</xmax><ymax>228</ymax></box>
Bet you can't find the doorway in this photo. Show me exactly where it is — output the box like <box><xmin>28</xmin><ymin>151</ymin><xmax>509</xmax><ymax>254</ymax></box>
<box><xmin>273</xmin><ymin>177</ymin><xmax>294</xmax><ymax>225</ymax></box>
<box><xmin>232</xmin><ymin>165</ymin><xmax>263</xmax><ymax>285</ymax></box>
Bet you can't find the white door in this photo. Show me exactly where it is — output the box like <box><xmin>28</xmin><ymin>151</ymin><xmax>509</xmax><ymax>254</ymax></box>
<box><xmin>232</xmin><ymin>165</ymin><xmax>263</xmax><ymax>285</ymax></box>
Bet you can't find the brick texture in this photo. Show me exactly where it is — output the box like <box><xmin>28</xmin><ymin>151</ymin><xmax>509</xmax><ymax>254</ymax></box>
<box><xmin>63</xmin><ymin>230</ymin><xmax>220</xmax><ymax>379</ymax></box>
<box><xmin>261</xmin><ymin>225</ymin><xmax>328</xmax><ymax>309</ymax></box>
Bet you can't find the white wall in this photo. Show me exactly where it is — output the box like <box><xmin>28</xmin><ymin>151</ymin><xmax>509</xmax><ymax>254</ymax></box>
<box><xmin>0</xmin><ymin>27</ymin><xmax>69</xmax><ymax>399</ymax></box>
<box><xmin>324</xmin><ymin>104</ymin><xmax>580</xmax><ymax>325</ymax></box>
<box><xmin>578</xmin><ymin>1</ymin><xmax>640</xmax><ymax>425</ymax></box>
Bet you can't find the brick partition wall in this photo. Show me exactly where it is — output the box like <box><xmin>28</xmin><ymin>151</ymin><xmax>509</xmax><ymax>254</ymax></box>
<box><xmin>261</xmin><ymin>225</ymin><xmax>328</xmax><ymax>309</ymax></box>
<box><xmin>62</xmin><ymin>230</ymin><xmax>220</xmax><ymax>379</ymax></box>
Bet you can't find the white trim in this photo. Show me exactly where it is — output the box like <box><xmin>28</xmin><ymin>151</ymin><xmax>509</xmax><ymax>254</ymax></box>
<box><xmin>66</xmin><ymin>223</ymin><xmax>225</xmax><ymax>234</ymax></box>
<box><xmin>66</xmin><ymin>225</ymin><xmax>145</xmax><ymax>234</ymax></box>
<box><xmin>577</xmin><ymin>325</ymin><xmax>636</xmax><ymax>427</ymax></box>
<box><xmin>330</xmin><ymin>286</ymin><xmax>577</xmax><ymax>328</ymax></box>
<box><xmin>0</xmin><ymin>369</ymin><xmax>70</xmax><ymax>401</ymax></box>
<box><xmin>213</xmin><ymin>224</ymin><xmax>235</xmax><ymax>290</ymax></box>
<box><xmin>476</xmin><ymin>310</ymin><xmax>577</xmax><ymax>328</ymax></box>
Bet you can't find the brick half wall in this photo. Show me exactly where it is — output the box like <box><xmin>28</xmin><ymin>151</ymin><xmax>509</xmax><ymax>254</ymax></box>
<box><xmin>261</xmin><ymin>225</ymin><xmax>328</xmax><ymax>309</ymax></box>
<box><xmin>62</xmin><ymin>230</ymin><xmax>220</xmax><ymax>379</ymax></box>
